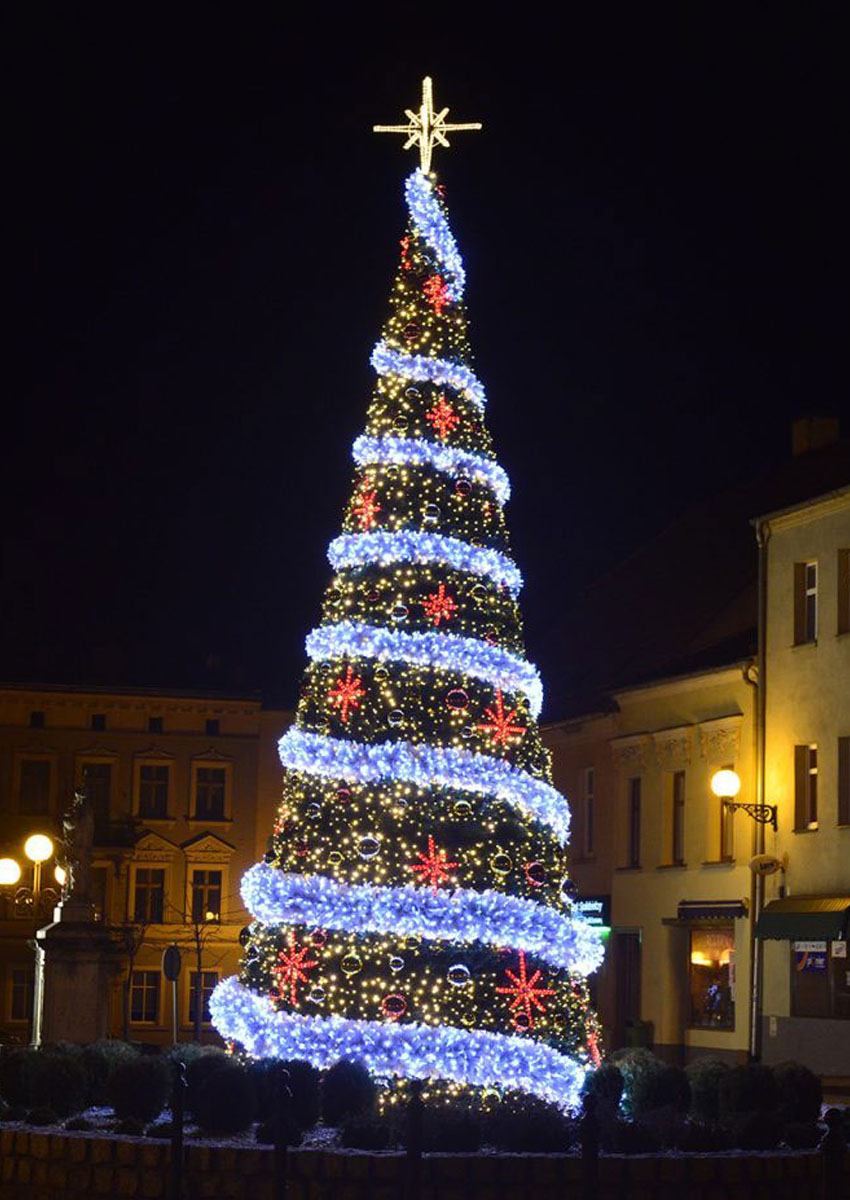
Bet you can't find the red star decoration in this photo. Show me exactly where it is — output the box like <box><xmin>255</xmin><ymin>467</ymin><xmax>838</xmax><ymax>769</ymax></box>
<box><xmin>400</xmin><ymin>234</ymin><xmax>413</xmax><ymax>270</ymax></box>
<box><xmin>271</xmin><ymin>931</ymin><xmax>319</xmax><ymax>1007</ymax></box>
<box><xmin>352</xmin><ymin>489</ymin><xmax>381</xmax><ymax>530</ymax></box>
<box><xmin>496</xmin><ymin>949</ymin><xmax>556</xmax><ymax>1030</ymax></box>
<box><xmin>421</xmin><ymin>583</ymin><xmax>458</xmax><ymax>627</ymax></box>
<box><xmin>426</xmin><ymin>395</ymin><xmax>460</xmax><ymax>440</ymax></box>
<box><xmin>409</xmin><ymin>835</ymin><xmax>458</xmax><ymax>896</ymax></box>
<box><xmin>423</xmin><ymin>273</ymin><xmax>451</xmax><ymax>314</ymax></box>
<box><xmin>327</xmin><ymin>665</ymin><xmax>366</xmax><ymax>723</ymax></box>
<box><xmin>477</xmin><ymin>688</ymin><xmax>526</xmax><ymax>747</ymax></box>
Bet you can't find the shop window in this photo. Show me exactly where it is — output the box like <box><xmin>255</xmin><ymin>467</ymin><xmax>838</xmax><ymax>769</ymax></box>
<box><xmin>790</xmin><ymin>941</ymin><xmax>850</xmax><ymax>1019</ymax></box>
<box><xmin>794</xmin><ymin>744</ymin><xmax>818</xmax><ymax>830</ymax></box>
<box><xmin>189</xmin><ymin>971</ymin><xmax>218</xmax><ymax>1024</ymax></box>
<box><xmin>689</xmin><ymin>928</ymin><xmax>735</xmax><ymax>1029</ymax></box>
<box><xmin>130</xmin><ymin>970</ymin><xmax>160</xmax><ymax>1023</ymax></box>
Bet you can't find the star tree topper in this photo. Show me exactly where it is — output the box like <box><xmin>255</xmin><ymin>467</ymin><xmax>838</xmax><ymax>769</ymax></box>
<box><xmin>374</xmin><ymin>77</ymin><xmax>482</xmax><ymax>173</ymax></box>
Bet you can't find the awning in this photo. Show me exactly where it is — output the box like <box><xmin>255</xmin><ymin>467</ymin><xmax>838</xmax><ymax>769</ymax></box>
<box><xmin>755</xmin><ymin>896</ymin><xmax>850</xmax><ymax>941</ymax></box>
<box><xmin>663</xmin><ymin>899</ymin><xmax>748</xmax><ymax>926</ymax></box>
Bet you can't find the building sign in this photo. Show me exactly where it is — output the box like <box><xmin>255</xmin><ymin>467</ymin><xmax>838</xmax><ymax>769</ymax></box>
<box><xmin>794</xmin><ymin>941</ymin><xmax>828</xmax><ymax>972</ymax></box>
<box><xmin>575</xmin><ymin>895</ymin><xmax>611</xmax><ymax>928</ymax></box>
<box><xmin>831</xmin><ymin>941</ymin><xmax>847</xmax><ymax>958</ymax></box>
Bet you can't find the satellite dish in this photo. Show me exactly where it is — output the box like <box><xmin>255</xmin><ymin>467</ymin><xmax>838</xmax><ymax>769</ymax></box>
<box><xmin>749</xmin><ymin>854</ymin><xmax>780</xmax><ymax>876</ymax></box>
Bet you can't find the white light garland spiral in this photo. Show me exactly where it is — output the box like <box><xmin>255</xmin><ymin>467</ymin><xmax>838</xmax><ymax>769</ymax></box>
<box><xmin>327</xmin><ymin>530</ymin><xmax>522</xmax><ymax>596</ymax></box>
<box><xmin>352</xmin><ymin>434</ymin><xmax>510</xmax><ymax>504</ymax></box>
<box><xmin>371</xmin><ymin>342</ymin><xmax>487</xmax><ymax>411</ymax></box>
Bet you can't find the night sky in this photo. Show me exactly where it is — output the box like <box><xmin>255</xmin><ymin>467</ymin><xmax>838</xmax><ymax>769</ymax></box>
<box><xmin>5</xmin><ymin>9</ymin><xmax>846</xmax><ymax>710</ymax></box>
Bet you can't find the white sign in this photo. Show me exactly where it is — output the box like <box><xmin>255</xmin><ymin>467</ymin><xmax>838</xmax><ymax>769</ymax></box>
<box><xmin>793</xmin><ymin>941</ymin><xmax>827</xmax><ymax>953</ymax></box>
<box><xmin>832</xmin><ymin>941</ymin><xmax>848</xmax><ymax>958</ymax></box>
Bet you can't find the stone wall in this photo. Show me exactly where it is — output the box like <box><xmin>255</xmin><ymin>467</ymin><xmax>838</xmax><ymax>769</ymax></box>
<box><xmin>0</xmin><ymin>1127</ymin><xmax>844</xmax><ymax>1200</ymax></box>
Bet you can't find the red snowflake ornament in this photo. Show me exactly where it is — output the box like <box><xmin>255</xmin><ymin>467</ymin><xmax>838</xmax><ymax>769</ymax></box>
<box><xmin>496</xmin><ymin>949</ymin><xmax>556</xmax><ymax>1030</ymax></box>
<box><xmin>477</xmin><ymin>688</ymin><xmax>526</xmax><ymax>747</ymax></box>
<box><xmin>409</xmin><ymin>835</ymin><xmax>459</xmax><ymax>896</ymax></box>
<box><xmin>587</xmin><ymin>1031</ymin><xmax>601</xmax><ymax>1067</ymax></box>
<box><xmin>328</xmin><ymin>665</ymin><xmax>366</xmax><ymax>723</ymax></box>
<box><xmin>421</xmin><ymin>583</ymin><xmax>458</xmax><ymax>627</ymax></box>
<box><xmin>423</xmin><ymin>273</ymin><xmax>451</xmax><ymax>314</ymax></box>
<box><xmin>352</xmin><ymin>489</ymin><xmax>381</xmax><ymax>530</ymax></box>
<box><xmin>400</xmin><ymin>234</ymin><xmax>413</xmax><ymax>270</ymax></box>
<box><xmin>426</xmin><ymin>395</ymin><xmax>460</xmax><ymax>440</ymax></box>
<box><xmin>272</xmin><ymin>931</ymin><xmax>319</xmax><ymax>1007</ymax></box>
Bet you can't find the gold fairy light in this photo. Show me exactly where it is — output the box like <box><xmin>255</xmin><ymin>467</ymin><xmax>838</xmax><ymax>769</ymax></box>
<box><xmin>374</xmin><ymin>76</ymin><xmax>482</xmax><ymax>173</ymax></box>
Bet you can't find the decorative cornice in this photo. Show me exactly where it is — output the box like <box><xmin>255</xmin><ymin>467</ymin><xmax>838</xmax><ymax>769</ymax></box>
<box><xmin>182</xmin><ymin>833</ymin><xmax>236</xmax><ymax>863</ymax></box>
<box><xmin>134</xmin><ymin>831</ymin><xmax>179</xmax><ymax>861</ymax></box>
<box><xmin>653</xmin><ymin>726</ymin><xmax>694</xmax><ymax>769</ymax></box>
<box><xmin>698</xmin><ymin>715</ymin><xmax>743</xmax><ymax>763</ymax></box>
<box><xmin>610</xmin><ymin>735</ymin><xmax>648</xmax><ymax>771</ymax></box>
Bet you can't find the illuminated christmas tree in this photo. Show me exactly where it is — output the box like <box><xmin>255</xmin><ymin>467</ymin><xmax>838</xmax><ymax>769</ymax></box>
<box><xmin>212</xmin><ymin>79</ymin><xmax>604</xmax><ymax>1113</ymax></box>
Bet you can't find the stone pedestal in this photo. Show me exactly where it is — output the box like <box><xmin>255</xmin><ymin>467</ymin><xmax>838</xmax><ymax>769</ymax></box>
<box><xmin>33</xmin><ymin>898</ymin><xmax>121</xmax><ymax>1045</ymax></box>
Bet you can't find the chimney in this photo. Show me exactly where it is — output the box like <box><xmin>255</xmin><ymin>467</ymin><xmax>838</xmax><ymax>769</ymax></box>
<box><xmin>792</xmin><ymin>416</ymin><xmax>840</xmax><ymax>457</ymax></box>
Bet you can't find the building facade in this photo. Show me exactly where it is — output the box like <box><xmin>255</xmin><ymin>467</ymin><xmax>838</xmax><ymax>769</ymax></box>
<box><xmin>756</xmin><ymin>486</ymin><xmax>850</xmax><ymax>1074</ymax></box>
<box><xmin>0</xmin><ymin>684</ymin><xmax>288</xmax><ymax>1047</ymax></box>
<box><xmin>546</xmin><ymin>661</ymin><xmax>757</xmax><ymax>1065</ymax></box>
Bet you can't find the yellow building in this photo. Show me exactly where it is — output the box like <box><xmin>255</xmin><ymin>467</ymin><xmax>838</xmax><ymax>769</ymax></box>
<box><xmin>754</xmin><ymin>485</ymin><xmax>850</xmax><ymax>1073</ymax></box>
<box><xmin>0</xmin><ymin>683</ymin><xmax>289</xmax><ymax>1047</ymax></box>
<box><xmin>546</xmin><ymin>659</ymin><xmax>757</xmax><ymax>1065</ymax></box>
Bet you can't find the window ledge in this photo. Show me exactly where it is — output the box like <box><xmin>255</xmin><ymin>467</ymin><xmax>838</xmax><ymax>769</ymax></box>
<box><xmin>686</xmin><ymin>1025</ymin><xmax>735</xmax><ymax>1034</ymax></box>
<box><xmin>657</xmin><ymin>863</ymin><xmax>687</xmax><ymax>871</ymax></box>
<box><xmin>791</xmin><ymin>640</ymin><xmax>818</xmax><ymax>650</ymax></box>
<box><xmin>792</xmin><ymin>826</ymin><xmax>820</xmax><ymax>835</ymax></box>
<box><xmin>137</xmin><ymin>817</ymin><xmax>177</xmax><ymax>827</ymax></box>
<box><xmin>616</xmin><ymin>866</ymin><xmax>643</xmax><ymax>873</ymax></box>
<box><xmin>185</xmin><ymin>817</ymin><xmax>233</xmax><ymax>827</ymax></box>
<box><xmin>701</xmin><ymin>859</ymin><xmax>736</xmax><ymax>869</ymax></box>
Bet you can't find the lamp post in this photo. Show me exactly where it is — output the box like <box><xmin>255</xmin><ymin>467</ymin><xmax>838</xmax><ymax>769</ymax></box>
<box><xmin>24</xmin><ymin>834</ymin><xmax>55</xmax><ymax>906</ymax></box>
<box><xmin>710</xmin><ymin>769</ymin><xmax>775</xmax><ymax>1061</ymax></box>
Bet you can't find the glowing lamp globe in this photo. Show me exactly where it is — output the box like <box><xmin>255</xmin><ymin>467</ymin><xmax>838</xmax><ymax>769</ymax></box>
<box><xmin>54</xmin><ymin>865</ymin><xmax>67</xmax><ymax>886</ymax></box>
<box><xmin>24</xmin><ymin>834</ymin><xmax>54</xmax><ymax>864</ymax></box>
<box><xmin>711</xmin><ymin>769</ymin><xmax>741</xmax><ymax>800</ymax></box>
<box><xmin>0</xmin><ymin>858</ymin><xmax>21</xmax><ymax>886</ymax></box>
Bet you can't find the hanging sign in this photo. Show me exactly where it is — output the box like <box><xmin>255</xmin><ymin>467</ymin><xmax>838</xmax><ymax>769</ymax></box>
<box><xmin>794</xmin><ymin>941</ymin><xmax>827</xmax><ymax>972</ymax></box>
<box><xmin>574</xmin><ymin>896</ymin><xmax>611</xmax><ymax>928</ymax></box>
<box><xmin>831</xmin><ymin>941</ymin><xmax>847</xmax><ymax>958</ymax></box>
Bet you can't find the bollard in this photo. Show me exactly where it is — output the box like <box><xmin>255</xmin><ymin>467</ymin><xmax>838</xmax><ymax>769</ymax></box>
<box><xmin>580</xmin><ymin>1090</ymin><xmax>599</xmax><ymax>1200</ymax></box>
<box><xmin>820</xmin><ymin>1107</ymin><xmax>847</xmax><ymax>1200</ymax></box>
<box><xmin>170</xmin><ymin>1060</ymin><xmax>187</xmax><ymax>1200</ymax></box>
<box><xmin>273</xmin><ymin>1065</ymin><xmax>292</xmax><ymax>1200</ymax></box>
<box><xmin>405</xmin><ymin>1078</ymin><xmax>424</xmax><ymax>1200</ymax></box>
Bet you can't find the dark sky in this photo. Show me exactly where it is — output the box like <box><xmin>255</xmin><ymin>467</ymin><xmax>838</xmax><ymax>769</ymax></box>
<box><xmin>4</xmin><ymin>8</ymin><xmax>847</xmax><ymax>709</ymax></box>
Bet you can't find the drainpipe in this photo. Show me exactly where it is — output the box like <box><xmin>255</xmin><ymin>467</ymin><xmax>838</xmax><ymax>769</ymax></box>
<box><xmin>749</xmin><ymin>518</ymin><xmax>771</xmax><ymax>1061</ymax></box>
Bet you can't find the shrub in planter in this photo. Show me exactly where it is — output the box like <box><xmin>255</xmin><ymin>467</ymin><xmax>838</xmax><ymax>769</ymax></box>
<box><xmin>581</xmin><ymin>1062</ymin><xmax>624</xmax><ymax>1121</ymax></box>
<box><xmin>32</xmin><ymin>1052</ymin><xmax>87</xmax><ymax>1117</ymax></box>
<box><xmin>718</xmin><ymin>1063</ymin><xmax>777</xmax><ymax>1118</ymax></box>
<box><xmin>0</xmin><ymin>1048</ymin><xmax>46</xmax><ymax>1108</ymax></box>
<box><xmin>321</xmin><ymin>1060</ymin><xmax>376</xmax><ymax>1126</ymax></box>
<box><xmin>728</xmin><ymin>1109</ymin><xmax>782</xmax><ymax>1151</ymax></box>
<box><xmin>255</xmin><ymin>1117</ymin><xmax>304</xmax><ymax>1146</ymax></box>
<box><xmin>773</xmin><ymin>1061</ymin><xmax>822</xmax><ymax>1124</ymax></box>
<box><xmin>81</xmin><ymin>1040</ymin><xmax>138</xmax><ymax>1105</ymax></box>
<box><xmin>249</xmin><ymin>1058</ymin><xmax>320</xmax><ymax>1129</ymax></box>
<box><xmin>610</xmin><ymin>1048</ymin><xmax>665</xmax><ymax>1118</ymax></box>
<box><xmin>194</xmin><ymin>1064</ymin><xmax>257</xmax><ymax>1135</ymax></box>
<box><xmin>112</xmin><ymin>1116</ymin><xmax>147</xmax><ymax>1137</ymax></box>
<box><xmin>631</xmin><ymin>1064</ymin><xmax>690</xmax><ymax>1119</ymax></box>
<box><xmin>416</xmin><ymin>1105</ymin><xmax>481</xmax><ymax>1152</ymax></box>
<box><xmin>4</xmin><ymin>1106</ymin><xmax>28</xmax><ymax>1122</ymax></box>
<box><xmin>146</xmin><ymin>1121</ymin><xmax>175</xmax><ymax>1139</ymax></box>
<box><xmin>674</xmin><ymin>1119</ymin><xmax>734</xmax><ymax>1153</ymax></box>
<box><xmin>483</xmin><ymin>1096</ymin><xmax>573</xmax><ymax>1153</ymax></box>
<box><xmin>0</xmin><ymin>1098</ymin><xmax>8</xmax><ymax>1120</ymax></box>
<box><xmin>609</xmin><ymin>1120</ymin><xmax>661</xmax><ymax>1154</ymax></box>
<box><xmin>64</xmin><ymin>1116</ymin><xmax>94</xmax><ymax>1132</ymax></box>
<box><xmin>25</xmin><ymin>1107</ymin><xmax>59</xmax><ymax>1126</ymax></box>
<box><xmin>685</xmin><ymin>1057</ymin><xmax>730</xmax><ymax>1123</ymax></box>
<box><xmin>341</xmin><ymin>1114</ymin><xmax>393</xmax><ymax>1150</ymax></box>
<box><xmin>185</xmin><ymin>1048</ymin><xmax>229</xmax><ymax>1115</ymax></box>
<box><xmin>782</xmin><ymin>1121</ymin><xmax>822</xmax><ymax>1149</ymax></box>
<box><xmin>108</xmin><ymin>1056</ymin><xmax>171</xmax><ymax>1123</ymax></box>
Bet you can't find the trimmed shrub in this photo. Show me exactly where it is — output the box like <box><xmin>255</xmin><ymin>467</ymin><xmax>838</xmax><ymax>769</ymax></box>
<box><xmin>81</xmin><ymin>1040</ymin><xmax>138</xmax><ymax>1105</ymax></box>
<box><xmin>631</xmin><ymin>1064</ymin><xmax>690</xmax><ymax>1118</ymax></box>
<box><xmin>112</xmin><ymin>1116</ymin><xmax>147</xmax><ymax>1137</ymax></box>
<box><xmin>341</xmin><ymin>1114</ymin><xmax>393</xmax><ymax>1150</ymax></box>
<box><xmin>609</xmin><ymin>1120</ymin><xmax>661</xmax><ymax>1154</ymax></box>
<box><xmin>255</xmin><ymin>1118</ymin><xmax>304</xmax><ymax>1147</ymax></box>
<box><xmin>0</xmin><ymin>1048</ymin><xmax>46</xmax><ymax>1108</ymax></box>
<box><xmin>0</xmin><ymin>1098</ymin><xmax>8</xmax><ymax>1120</ymax></box>
<box><xmin>773</xmin><ymin>1061</ymin><xmax>822</xmax><ymax>1125</ymax></box>
<box><xmin>249</xmin><ymin>1058</ymin><xmax>320</xmax><ymax>1129</ymax></box>
<box><xmin>185</xmin><ymin>1049</ymin><xmax>229</xmax><ymax>1115</ymax></box>
<box><xmin>610</xmin><ymin>1048</ymin><xmax>665</xmax><ymax>1118</ymax></box>
<box><xmin>581</xmin><ymin>1062</ymin><xmax>624</xmax><ymax>1120</ymax></box>
<box><xmin>25</xmin><ymin>1107</ymin><xmax>59</xmax><ymax>1126</ymax></box>
<box><xmin>717</xmin><ymin>1063</ymin><xmax>777</xmax><ymax>1118</ymax></box>
<box><xmin>685</xmin><ymin>1057</ymin><xmax>730</xmax><ymax>1123</ymax></box>
<box><xmin>64</xmin><ymin>1116</ymin><xmax>94</xmax><ymax>1132</ymax></box>
<box><xmin>675</xmin><ymin>1120</ymin><xmax>734</xmax><ymax>1153</ymax></box>
<box><xmin>194</xmin><ymin>1064</ymin><xmax>257</xmax><ymax>1135</ymax></box>
<box><xmin>483</xmin><ymin>1096</ymin><xmax>573</xmax><ymax>1153</ymax></box>
<box><xmin>321</xmin><ymin>1060</ymin><xmax>376</xmax><ymax>1126</ymax></box>
<box><xmin>4</xmin><ymin>1106</ymin><xmax>28</xmax><ymax>1122</ymax></box>
<box><xmin>728</xmin><ymin>1110</ymin><xmax>782</xmax><ymax>1150</ymax></box>
<box><xmin>782</xmin><ymin>1121</ymin><xmax>822</xmax><ymax>1149</ymax></box>
<box><xmin>417</xmin><ymin>1105</ymin><xmax>481</xmax><ymax>1152</ymax></box>
<box><xmin>146</xmin><ymin>1121</ymin><xmax>175</xmax><ymax>1139</ymax></box>
<box><xmin>108</xmin><ymin>1056</ymin><xmax>171</xmax><ymax>1123</ymax></box>
<box><xmin>32</xmin><ymin>1052</ymin><xmax>87</xmax><ymax>1117</ymax></box>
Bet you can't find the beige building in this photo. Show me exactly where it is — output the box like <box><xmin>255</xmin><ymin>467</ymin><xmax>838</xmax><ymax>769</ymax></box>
<box><xmin>754</xmin><ymin>486</ymin><xmax>850</xmax><ymax>1073</ymax></box>
<box><xmin>0</xmin><ymin>684</ymin><xmax>288</xmax><ymax>1047</ymax></box>
<box><xmin>546</xmin><ymin>659</ymin><xmax>757</xmax><ymax>1065</ymax></box>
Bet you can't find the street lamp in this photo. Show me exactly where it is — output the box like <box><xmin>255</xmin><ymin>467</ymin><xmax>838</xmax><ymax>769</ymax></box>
<box><xmin>711</xmin><ymin>769</ymin><xmax>777</xmax><ymax>831</ymax></box>
<box><xmin>24</xmin><ymin>834</ymin><xmax>54</xmax><ymax>898</ymax></box>
<box><xmin>0</xmin><ymin>858</ymin><xmax>22</xmax><ymax>886</ymax></box>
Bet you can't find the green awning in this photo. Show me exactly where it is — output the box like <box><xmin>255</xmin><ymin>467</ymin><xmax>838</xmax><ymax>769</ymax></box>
<box><xmin>755</xmin><ymin>896</ymin><xmax>850</xmax><ymax>941</ymax></box>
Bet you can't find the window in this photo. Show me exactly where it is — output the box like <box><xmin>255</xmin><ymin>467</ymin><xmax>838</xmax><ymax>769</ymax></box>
<box><xmin>627</xmin><ymin>778</ymin><xmax>641</xmax><ymax>867</ymax></box>
<box><xmin>794</xmin><ymin>561</ymin><xmax>818</xmax><ymax>644</ymax></box>
<box><xmin>689</xmin><ymin>928</ymin><xmax>735</xmax><ymax>1029</ymax></box>
<box><xmin>191</xmin><ymin>870</ymin><xmax>222</xmax><ymax>923</ymax></box>
<box><xmin>839</xmin><ymin>737</ymin><xmax>850</xmax><ymax>826</ymax></box>
<box><xmin>194</xmin><ymin>767</ymin><xmax>226</xmax><ymax>821</ymax></box>
<box><xmin>138</xmin><ymin>765</ymin><xmax>169</xmax><ymax>818</ymax></box>
<box><xmin>91</xmin><ymin>865</ymin><xmax>108</xmax><ymax>921</ymax></box>
<box><xmin>82</xmin><ymin>762</ymin><xmax>112</xmax><ymax>825</ymax></box>
<box><xmin>19</xmin><ymin>759</ymin><xmax>51</xmax><ymax>814</ymax></box>
<box><xmin>189</xmin><ymin>971</ymin><xmax>218</xmax><ymax>1025</ymax></box>
<box><xmin>583</xmin><ymin>767</ymin><xmax>595</xmax><ymax>856</ymax></box>
<box><xmin>91</xmin><ymin>713</ymin><xmax>106</xmax><ymax>731</ymax></box>
<box><xmin>671</xmin><ymin>770</ymin><xmax>686</xmax><ymax>865</ymax></box>
<box><xmin>10</xmin><ymin>968</ymin><xmax>33</xmax><ymax>1022</ymax></box>
<box><xmin>133</xmin><ymin>868</ymin><xmax>165</xmax><ymax>923</ymax></box>
<box><xmin>148</xmin><ymin>716</ymin><xmax>163</xmax><ymax>734</ymax></box>
<box><xmin>791</xmin><ymin>941</ymin><xmax>850</xmax><ymax>1020</ymax></box>
<box><xmin>205</xmin><ymin>719</ymin><xmax>220</xmax><ymax>736</ymax></box>
<box><xmin>29</xmin><ymin>710</ymin><xmax>45</xmax><ymax>729</ymax></box>
<box><xmin>839</xmin><ymin>550</ymin><xmax>850</xmax><ymax>636</ymax></box>
<box><xmin>130</xmin><ymin>970</ymin><xmax>160</xmax><ymax>1023</ymax></box>
<box><xmin>794</xmin><ymin>744</ymin><xmax>818</xmax><ymax>829</ymax></box>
